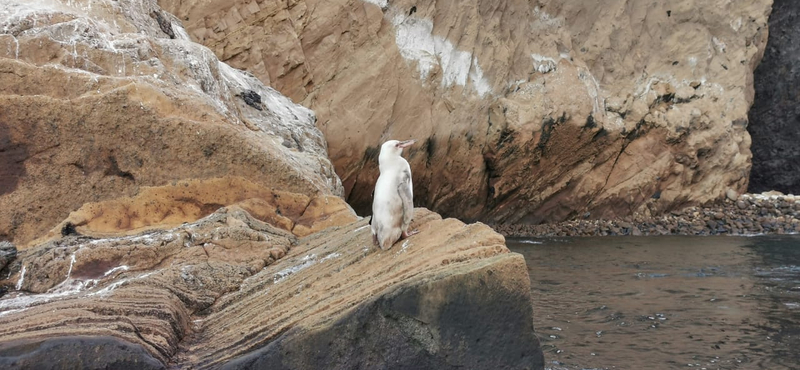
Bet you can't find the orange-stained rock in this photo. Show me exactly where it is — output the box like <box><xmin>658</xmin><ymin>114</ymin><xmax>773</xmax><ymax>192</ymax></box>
<box><xmin>292</xmin><ymin>195</ymin><xmax>359</xmax><ymax>237</ymax></box>
<box><xmin>30</xmin><ymin>178</ymin><xmax>358</xmax><ymax>247</ymax></box>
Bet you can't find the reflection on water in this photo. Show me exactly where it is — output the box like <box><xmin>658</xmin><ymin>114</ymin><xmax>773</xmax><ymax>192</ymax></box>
<box><xmin>508</xmin><ymin>235</ymin><xmax>800</xmax><ymax>370</ymax></box>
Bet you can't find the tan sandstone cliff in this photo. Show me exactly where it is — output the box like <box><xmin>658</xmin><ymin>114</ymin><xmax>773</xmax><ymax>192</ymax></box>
<box><xmin>159</xmin><ymin>0</ymin><xmax>772</xmax><ymax>223</ymax></box>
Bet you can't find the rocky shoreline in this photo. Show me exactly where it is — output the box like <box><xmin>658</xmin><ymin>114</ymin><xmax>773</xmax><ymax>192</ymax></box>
<box><xmin>493</xmin><ymin>192</ymin><xmax>800</xmax><ymax>237</ymax></box>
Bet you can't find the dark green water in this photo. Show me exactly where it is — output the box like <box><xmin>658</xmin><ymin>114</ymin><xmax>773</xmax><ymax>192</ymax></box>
<box><xmin>508</xmin><ymin>235</ymin><xmax>800</xmax><ymax>370</ymax></box>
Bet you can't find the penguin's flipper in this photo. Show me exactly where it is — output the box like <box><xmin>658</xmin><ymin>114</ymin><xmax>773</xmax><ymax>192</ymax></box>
<box><xmin>398</xmin><ymin>169</ymin><xmax>414</xmax><ymax>231</ymax></box>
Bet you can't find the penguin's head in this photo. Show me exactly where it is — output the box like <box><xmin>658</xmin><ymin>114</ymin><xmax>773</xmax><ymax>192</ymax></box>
<box><xmin>380</xmin><ymin>139</ymin><xmax>415</xmax><ymax>158</ymax></box>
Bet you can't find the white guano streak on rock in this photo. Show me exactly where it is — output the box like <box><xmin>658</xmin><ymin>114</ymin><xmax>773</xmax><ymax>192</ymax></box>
<box><xmin>531</xmin><ymin>53</ymin><xmax>604</xmax><ymax>114</ymax></box>
<box><xmin>578</xmin><ymin>67</ymin><xmax>604</xmax><ymax>115</ymax></box>
<box><xmin>360</xmin><ymin>0</ymin><xmax>387</xmax><ymax>9</ymax></box>
<box><xmin>15</xmin><ymin>265</ymin><xmax>25</xmax><ymax>290</ymax></box>
<box><xmin>66</xmin><ymin>254</ymin><xmax>76</xmax><ymax>279</ymax></box>
<box><xmin>103</xmin><ymin>265</ymin><xmax>130</xmax><ymax>277</ymax></box>
<box><xmin>387</xmin><ymin>12</ymin><xmax>492</xmax><ymax>97</ymax></box>
<box><xmin>320</xmin><ymin>252</ymin><xmax>341</xmax><ymax>263</ymax></box>
<box><xmin>0</xmin><ymin>269</ymin><xmax>158</xmax><ymax>317</ymax></box>
<box><xmin>397</xmin><ymin>239</ymin><xmax>411</xmax><ymax>255</ymax></box>
<box><xmin>273</xmin><ymin>254</ymin><xmax>316</xmax><ymax>283</ymax></box>
<box><xmin>531</xmin><ymin>53</ymin><xmax>558</xmax><ymax>74</ymax></box>
<box><xmin>2</xmin><ymin>278</ymin><xmax>96</xmax><ymax>314</ymax></box>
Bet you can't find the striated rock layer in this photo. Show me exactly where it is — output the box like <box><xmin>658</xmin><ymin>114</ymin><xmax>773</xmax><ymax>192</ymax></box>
<box><xmin>0</xmin><ymin>207</ymin><xmax>544</xmax><ymax>369</ymax></box>
<box><xmin>161</xmin><ymin>0</ymin><xmax>771</xmax><ymax>223</ymax></box>
<box><xmin>0</xmin><ymin>0</ymin><xmax>342</xmax><ymax>246</ymax></box>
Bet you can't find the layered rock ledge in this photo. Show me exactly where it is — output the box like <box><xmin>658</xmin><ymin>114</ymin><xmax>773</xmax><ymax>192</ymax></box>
<box><xmin>0</xmin><ymin>207</ymin><xmax>544</xmax><ymax>369</ymax></box>
<box><xmin>495</xmin><ymin>192</ymin><xmax>800</xmax><ymax>237</ymax></box>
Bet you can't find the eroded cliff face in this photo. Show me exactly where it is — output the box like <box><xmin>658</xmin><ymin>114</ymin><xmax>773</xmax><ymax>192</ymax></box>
<box><xmin>0</xmin><ymin>0</ymin><xmax>343</xmax><ymax>246</ymax></box>
<box><xmin>160</xmin><ymin>0</ymin><xmax>771</xmax><ymax>223</ymax></box>
<box><xmin>0</xmin><ymin>208</ymin><xmax>544</xmax><ymax>369</ymax></box>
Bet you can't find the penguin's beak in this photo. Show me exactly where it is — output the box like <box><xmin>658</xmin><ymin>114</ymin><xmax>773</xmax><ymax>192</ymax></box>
<box><xmin>396</xmin><ymin>139</ymin><xmax>416</xmax><ymax>149</ymax></box>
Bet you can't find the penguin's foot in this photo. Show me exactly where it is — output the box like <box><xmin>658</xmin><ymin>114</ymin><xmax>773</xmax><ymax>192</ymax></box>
<box><xmin>401</xmin><ymin>229</ymin><xmax>419</xmax><ymax>239</ymax></box>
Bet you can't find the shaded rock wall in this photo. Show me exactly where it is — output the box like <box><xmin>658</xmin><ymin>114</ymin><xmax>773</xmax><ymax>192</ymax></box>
<box><xmin>0</xmin><ymin>208</ymin><xmax>543</xmax><ymax>370</ymax></box>
<box><xmin>0</xmin><ymin>0</ymin><xmax>342</xmax><ymax>246</ymax></box>
<box><xmin>748</xmin><ymin>0</ymin><xmax>800</xmax><ymax>195</ymax></box>
<box><xmin>160</xmin><ymin>0</ymin><xmax>771</xmax><ymax>223</ymax></box>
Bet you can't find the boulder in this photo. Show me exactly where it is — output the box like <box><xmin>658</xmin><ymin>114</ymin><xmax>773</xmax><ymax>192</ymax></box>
<box><xmin>0</xmin><ymin>208</ymin><xmax>544</xmax><ymax>369</ymax></box>
<box><xmin>160</xmin><ymin>0</ymin><xmax>771</xmax><ymax>223</ymax></box>
<box><xmin>0</xmin><ymin>0</ymin><xmax>342</xmax><ymax>246</ymax></box>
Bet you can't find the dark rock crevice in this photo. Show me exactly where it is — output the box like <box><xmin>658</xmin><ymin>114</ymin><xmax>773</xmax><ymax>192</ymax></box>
<box><xmin>748</xmin><ymin>0</ymin><xmax>800</xmax><ymax>194</ymax></box>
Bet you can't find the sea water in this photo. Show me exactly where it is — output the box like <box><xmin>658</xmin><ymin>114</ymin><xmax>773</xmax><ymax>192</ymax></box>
<box><xmin>509</xmin><ymin>235</ymin><xmax>800</xmax><ymax>370</ymax></box>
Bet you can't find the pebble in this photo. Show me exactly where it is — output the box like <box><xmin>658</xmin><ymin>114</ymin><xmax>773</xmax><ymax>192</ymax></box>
<box><xmin>493</xmin><ymin>192</ymin><xmax>800</xmax><ymax>237</ymax></box>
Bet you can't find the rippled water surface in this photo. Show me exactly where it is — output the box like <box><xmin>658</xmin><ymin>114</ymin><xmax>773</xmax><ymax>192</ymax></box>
<box><xmin>508</xmin><ymin>235</ymin><xmax>800</xmax><ymax>370</ymax></box>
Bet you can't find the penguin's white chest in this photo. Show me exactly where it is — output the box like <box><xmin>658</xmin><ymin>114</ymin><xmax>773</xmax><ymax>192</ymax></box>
<box><xmin>374</xmin><ymin>172</ymin><xmax>404</xmax><ymax>219</ymax></box>
<box><xmin>371</xmin><ymin>157</ymin><xmax>413</xmax><ymax>249</ymax></box>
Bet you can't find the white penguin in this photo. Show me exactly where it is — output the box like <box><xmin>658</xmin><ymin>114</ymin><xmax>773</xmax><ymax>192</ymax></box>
<box><xmin>371</xmin><ymin>139</ymin><xmax>418</xmax><ymax>250</ymax></box>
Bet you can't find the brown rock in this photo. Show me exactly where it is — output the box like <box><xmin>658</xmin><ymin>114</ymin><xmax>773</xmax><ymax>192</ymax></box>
<box><xmin>0</xmin><ymin>0</ymin><xmax>342</xmax><ymax>246</ymax></box>
<box><xmin>162</xmin><ymin>0</ymin><xmax>770</xmax><ymax>223</ymax></box>
<box><xmin>0</xmin><ymin>208</ymin><xmax>544</xmax><ymax>369</ymax></box>
<box><xmin>291</xmin><ymin>195</ymin><xmax>359</xmax><ymax>237</ymax></box>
